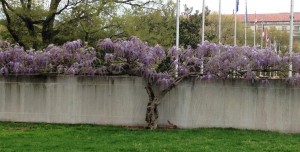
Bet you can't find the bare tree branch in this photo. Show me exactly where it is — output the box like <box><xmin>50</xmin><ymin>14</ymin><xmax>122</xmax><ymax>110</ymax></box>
<box><xmin>115</xmin><ymin>0</ymin><xmax>163</xmax><ymax>10</ymax></box>
<box><xmin>55</xmin><ymin>0</ymin><xmax>70</xmax><ymax>15</ymax></box>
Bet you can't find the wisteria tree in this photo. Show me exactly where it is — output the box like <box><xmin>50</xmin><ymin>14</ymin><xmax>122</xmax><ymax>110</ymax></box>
<box><xmin>1</xmin><ymin>37</ymin><xmax>299</xmax><ymax>129</ymax></box>
<box><xmin>96</xmin><ymin>37</ymin><xmax>292</xmax><ymax>129</ymax></box>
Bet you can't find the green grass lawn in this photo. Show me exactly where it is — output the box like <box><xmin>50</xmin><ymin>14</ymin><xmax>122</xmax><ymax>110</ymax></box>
<box><xmin>0</xmin><ymin>122</ymin><xmax>300</xmax><ymax>152</ymax></box>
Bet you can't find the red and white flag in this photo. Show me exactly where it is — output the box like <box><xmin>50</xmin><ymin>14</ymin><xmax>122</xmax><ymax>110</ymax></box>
<box><xmin>266</xmin><ymin>30</ymin><xmax>269</xmax><ymax>47</ymax></box>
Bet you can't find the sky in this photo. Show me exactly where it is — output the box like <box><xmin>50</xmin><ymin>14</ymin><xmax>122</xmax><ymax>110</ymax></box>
<box><xmin>171</xmin><ymin>0</ymin><xmax>300</xmax><ymax>14</ymax></box>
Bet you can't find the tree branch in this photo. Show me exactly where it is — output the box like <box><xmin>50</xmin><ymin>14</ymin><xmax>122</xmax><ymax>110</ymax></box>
<box><xmin>155</xmin><ymin>76</ymin><xmax>186</xmax><ymax>105</ymax></box>
<box><xmin>0</xmin><ymin>0</ymin><xmax>27</xmax><ymax>21</ymax></box>
<box><xmin>116</xmin><ymin>0</ymin><xmax>163</xmax><ymax>10</ymax></box>
<box><xmin>32</xmin><ymin>19</ymin><xmax>45</xmax><ymax>24</ymax></box>
<box><xmin>1</xmin><ymin>1</ymin><xmax>26</xmax><ymax>47</ymax></box>
<box><xmin>55</xmin><ymin>0</ymin><xmax>70</xmax><ymax>15</ymax></box>
<box><xmin>115</xmin><ymin>0</ymin><xmax>156</xmax><ymax>6</ymax></box>
<box><xmin>145</xmin><ymin>83</ymin><xmax>155</xmax><ymax>101</ymax></box>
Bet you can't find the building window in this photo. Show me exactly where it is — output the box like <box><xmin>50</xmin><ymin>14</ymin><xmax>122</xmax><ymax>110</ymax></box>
<box><xmin>295</xmin><ymin>26</ymin><xmax>300</xmax><ymax>31</ymax></box>
<box><xmin>282</xmin><ymin>26</ymin><xmax>287</xmax><ymax>31</ymax></box>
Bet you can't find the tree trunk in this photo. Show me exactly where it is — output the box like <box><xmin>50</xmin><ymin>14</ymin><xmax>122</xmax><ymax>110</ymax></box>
<box><xmin>145</xmin><ymin>98</ymin><xmax>159</xmax><ymax>129</ymax></box>
<box><xmin>42</xmin><ymin>0</ymin><xmax>60</xmax><ymax>47</ymax></box>
<box><xmin>24</xmin><ymin>18</ymin><xmax>39</xmax><ymax>49</ymax></box>
<box><xmin>144</xmin><ymin>77</ymin><xmax>184</xmax><ymax>129</ymax></box>
<box><xmin>145</xmin><ymin>84</ymin><xmax>160</xmax><ymax>129</ymax></box>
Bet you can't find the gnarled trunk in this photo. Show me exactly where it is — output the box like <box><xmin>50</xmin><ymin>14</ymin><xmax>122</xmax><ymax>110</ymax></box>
<box><xmin>145</xmin><ymin>84</ymin><xmax>159</xmax><ymax>129</ymax></box>
<box><xmin>145</xmin><ymin>98</ymin><xmax>159</xmax><ymax>129</ymax></box>
<box><xmin>144</xmin><ymin>77</ymin><xmax>184</xmax><ymax>129</ymax></box>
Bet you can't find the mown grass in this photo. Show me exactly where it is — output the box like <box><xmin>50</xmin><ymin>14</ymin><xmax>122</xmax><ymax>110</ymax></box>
<box><xmin>0</xmin><ymin>122</ymin><xmax>300</xmax><ymax>152</ymax></box>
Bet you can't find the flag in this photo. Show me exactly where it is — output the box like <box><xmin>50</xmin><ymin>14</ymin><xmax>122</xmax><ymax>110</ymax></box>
<box><xmin>236</xmin><ymin>0</ymin><xmax>239</xmax><ymax>12</ymax></box>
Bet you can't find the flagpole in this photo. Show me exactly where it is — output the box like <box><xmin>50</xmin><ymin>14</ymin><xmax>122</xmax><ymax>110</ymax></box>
<box><xmin>233</xmin><ymin>0</ymin><xmax>238</xmax><ymax>78</ymax></box>
<box><xmin>202</xmin><ymin>0</ymin><xmax>205</xmax><ymax>44</ymax></box>
<box><xmin>254</xmin><ymin>11</ymin><xmax>256</xmax><ymax>47</ymax></box>
<box><xmin>175</xmin><ymin>0</ymin><xmax>180</xmax><ymax>77</ymax></box>
<box><xmin>200</xmin><ymin>0</ymin><xmax>205</xmax><ymax>75</ymax></box>
<box><xmin>234</xmin><ymin>0</ymin><xmax>238</xmax><ymax>46</ymax></box>
<box><xmin>244</xmin><ymin>0</ymin><xmax>247</xmax><ymax>46</ymax></box>
<box><xmin>218</xmin><ymin>0</ymin><xmax>222</xmax><ymax>46</ymax></box>
<box><xmin>289</xmin><ymin>0</ymin><xmax>294</xmax><ymax>77</ymax></box>
<box><xmin>261</xmin><ymin>21</ymin><xmax>263</xmax><ymax>49</ymax></box>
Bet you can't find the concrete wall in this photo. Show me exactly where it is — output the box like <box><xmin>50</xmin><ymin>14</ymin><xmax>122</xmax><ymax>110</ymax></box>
<box><xmin>0</xmin><ymin>76</ymin><xmax>300</xmax><ymax>133</ymax></box>
<box><xmin>159</xmin><ymin>79</ymin><xmax>300</xmax><ymax>133</ymax></box>
<box><xmin>0</xmin><ymin>76</ymin><xmax>148</xmax><ymax>126</ymax></box>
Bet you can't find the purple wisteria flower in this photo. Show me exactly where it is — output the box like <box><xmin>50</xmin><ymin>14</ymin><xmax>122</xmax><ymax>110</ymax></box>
<box><xmin>1</xmin><ymin>37</ymin><xmax>300</xmax><ymax>86</ymax></box>
<box><xmin>63</xmin><ymin>40</ymin><xmax>82</xmax><ymax>52</ymax></box>
<box><xmin>104</xmin><ymin>53</ymin><xmax>115</xmax><ymax>62</ymax></box>
<box><xmin>0</xmin><ymin>67</ymin><xmax>8</xmax><ymax>75</ymax></box>
<box><xmin>98</xmin><ymin>38</ymin><xmax>115</xmax><ymax>52</ymax></box>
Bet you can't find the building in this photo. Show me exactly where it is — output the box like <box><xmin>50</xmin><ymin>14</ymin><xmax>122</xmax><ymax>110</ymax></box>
<box><xmin>237</xmin><ymin>12</ymin><xmax>300</xmax><ymax>40</ymax></box>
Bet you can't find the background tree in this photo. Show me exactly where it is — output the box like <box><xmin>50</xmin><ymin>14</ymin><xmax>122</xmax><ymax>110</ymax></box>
<box><xmin>0</xmin><ymin>0</ymin><xmax>72</xmax><ymax>49</ymax></box>
<box><xmin>265</xmin><ymin>27</ymin><xmax>290</xmax><ymax>54</ymax></box>
<box><xmin>206</xmin><ymin>12</ymin><xmax>300</xmax><ymax>53</ymax></box>
<box><xmin>0</xmin><ymin>0</ymin><xmax>159</xmax><ymax>49</ymax></box>
<box><xmin>294</xmin><ymin>41</ymin><xmax>300</xmax><ymax>53</ymax></box>
<box><xmin>206</xmin><ymin>13</ymin><xmax>251</xmax><ymax>46</ymax></box>
<box><xmin>115</xmin><ymin>0</ymin><xmax>176</xmax><ymax>48</ymax></box>
<box><xmin>54</xmin><ymin>0</ymin><xmax>121</xmax><ymax>46</ymax></box>
<box><xmin>179</xmin><ymin>5</ymin><xmax>210</xmax><ymax>48</ymax></box>
<box><xmin>0</xmin><ymin>24</ymin><xmax>4</xmax><ymax>39</ymax></box>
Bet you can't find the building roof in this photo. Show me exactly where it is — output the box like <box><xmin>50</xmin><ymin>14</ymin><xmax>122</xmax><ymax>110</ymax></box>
<box><xmin>236</xmin><ymin>12</ymin><xmax>300</xmax><ymax>23</ymax></box>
